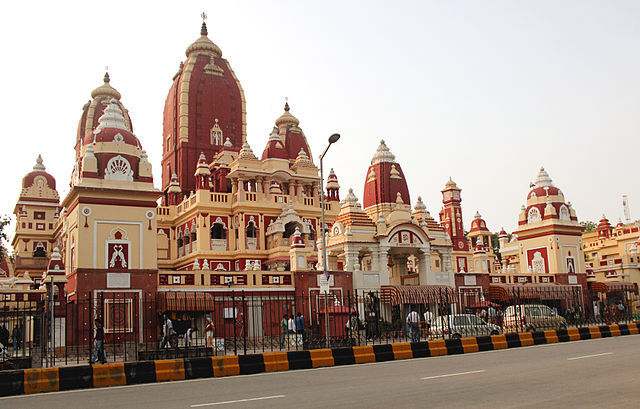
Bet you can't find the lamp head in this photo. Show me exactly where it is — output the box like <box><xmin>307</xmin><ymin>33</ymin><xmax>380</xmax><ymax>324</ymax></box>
<box><xmin>328</xmin><ymin>133</ymin><xmax>341</xmax><ymax>144</ymax></box>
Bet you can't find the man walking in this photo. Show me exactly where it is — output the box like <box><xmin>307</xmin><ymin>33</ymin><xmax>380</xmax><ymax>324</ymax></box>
<box><xmin>295</xmin><ymin>313</ymin><xmax>305</xmax><ymax>340</ymax></box>
<box><xmin>423</xmin><ymin>309</ymin><xmax>433</xmax><ymax>339</ymax></box>
<box><xmin>160</xmin><ymin>314</ymin><xmax>175</xmax><ymax>349</ymax></box>
<box><xmin>91</xmin><ymin>318</ymin><xmax>106</xmax><ymax>364</ymax></box>
<box><xmin>280</xmin><ymin>314</ymin><xmax>288</xmax><ymax>349</ymax></box>
<box><xmin>406</xmin><ymin>310</ymin><xmax>420</xmax><ymax>342</ymax></box>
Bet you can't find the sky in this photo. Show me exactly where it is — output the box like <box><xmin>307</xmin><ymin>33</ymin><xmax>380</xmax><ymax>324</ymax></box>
<box><xmin>1</xmin><ymin>0</ymin><xmax>639</xmax><ymax>248</ymax></box>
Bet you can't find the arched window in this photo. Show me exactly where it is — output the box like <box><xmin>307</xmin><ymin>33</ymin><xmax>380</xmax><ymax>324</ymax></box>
<box><xmin>527</xmin><ymin>207</ymin><xmax>542</xmax><ymax>223</ymax></box>
<box><xmin>211</xmin><ymin>223</ymin><xmax>226</xmax><ymax>239</ymax></box>
<box><xmin>33</xmin><ymin>242</ymin><xmax>46</xmax><ymax>258</ymax></box>
<box><xmin>559</xmin><ymin>205</ymin><xmax>570</xmax><ymax>221</ymax></box>
<box><xmin>283</xmin><ymin>222</ymin><xmax>299</xmax><ymax>238</ymax></box>
<box><xmin>246</xmin><ymin>221</ymin><xmax>257</xmax><ymax>238</ymax></box>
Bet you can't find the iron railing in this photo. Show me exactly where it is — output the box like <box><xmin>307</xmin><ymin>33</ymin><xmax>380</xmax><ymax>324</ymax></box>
<box><xmin>0</xmin><ymin>286</ymin><xmax>637</xmax><ymax>369</ymax></box>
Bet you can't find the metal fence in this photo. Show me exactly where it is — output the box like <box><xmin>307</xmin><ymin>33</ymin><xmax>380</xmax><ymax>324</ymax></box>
<box><xmin>0</xmin><ymin>286</ymin><xmax>637</xmax><ymax>369</ymax></box>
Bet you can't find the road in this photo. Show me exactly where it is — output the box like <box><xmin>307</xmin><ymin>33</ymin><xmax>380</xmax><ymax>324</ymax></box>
<box><xmin>2</xmin><ymin>335</ymin><xmax>638</xmax><ymax>409</ymax></box>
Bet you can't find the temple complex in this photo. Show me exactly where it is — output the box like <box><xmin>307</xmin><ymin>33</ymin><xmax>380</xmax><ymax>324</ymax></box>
<box><xmin>1</xmin><ymin>20</ymin><xmax>638</xmax><ymax>335</ymax></box>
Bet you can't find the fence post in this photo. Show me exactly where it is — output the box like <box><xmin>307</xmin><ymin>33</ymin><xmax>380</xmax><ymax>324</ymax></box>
<box><xmin>232</xmin><ymin>290</ymin><xmax>237</xmax><ymax>355</ymax></box>
<box><xmin>242</xmin><ymin>290</ymin><xmax>247</xmax><ymax>355</ymax></box>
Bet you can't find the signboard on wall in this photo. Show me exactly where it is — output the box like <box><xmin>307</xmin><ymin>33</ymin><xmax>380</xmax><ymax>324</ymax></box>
<box><xmin>107</xmin><ymin>273</ymin><xmax>130</xmax><ymax>289</ymax></box>
<box><xmin>463</xmin><ymin>275</ymin><xmax>477</xmax><ymax>286</ymax></box>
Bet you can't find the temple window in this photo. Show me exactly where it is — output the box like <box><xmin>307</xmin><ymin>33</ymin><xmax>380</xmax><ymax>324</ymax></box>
<box><xmin>33</xmin><ymin>243</ymin><xmax>46</xmax><ymax>258</ymax></box>
<box><xmin>527</xmin><ymin>207</ymin><xmax>541</xmax><ymax>223</ymax></box>
<box><xmin>283</xmin><ymin>222</ymin><xmax>299</xmax><ymax>239</ymax></box>
<box><xmin>246</xmin><ymin>221</ymin><xmax>257</xmax><ymax>238</ymax></box>
<box><xmin>211</xmin><ymin>223</ymin><xmax>226</xmax><ymax>239</ymax></box>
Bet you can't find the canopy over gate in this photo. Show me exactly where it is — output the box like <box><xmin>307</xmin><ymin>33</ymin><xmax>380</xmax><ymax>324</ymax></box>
<box><xmin>380</xmin><ymin>285</ymin><xmax>455</xmax><ymax>306</ymax></box>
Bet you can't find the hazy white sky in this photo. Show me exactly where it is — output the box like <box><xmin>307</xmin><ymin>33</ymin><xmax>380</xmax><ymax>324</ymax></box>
<box><xmin>1</xmin><ymin>0</ymin><xmax>639</xmax><ymax>247</ymax></box>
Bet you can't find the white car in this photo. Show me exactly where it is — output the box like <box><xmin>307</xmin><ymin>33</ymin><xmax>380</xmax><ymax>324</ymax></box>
<box><xmin>430</xmin><ymin>314</ymin><xmax>502</xmax><ymax>339</ymax></box>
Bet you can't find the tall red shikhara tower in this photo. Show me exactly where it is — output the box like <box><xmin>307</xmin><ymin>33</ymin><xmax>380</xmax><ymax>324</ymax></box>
<box><xmin>161</xmin><ymin>20</ymin><xmax>246</xmax><ymax>199</ymax></box>
<box><xmin>439</xmin><ymin>178</ymin><xmax>469</xmax><ymax>252</ymax></box>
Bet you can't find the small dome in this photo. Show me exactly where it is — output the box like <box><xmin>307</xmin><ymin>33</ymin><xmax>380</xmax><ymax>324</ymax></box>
<box><xmin>168</xmin><ymin>173</ymin><xmax>181</xmax><ymax>194</ymax></box>
<box><xmin>293</xmin><ymin>148</ymin><xmax>314</xmax><ymax>168</ymax></box>
<box><xmin>238</xmin><ymin>142</ymin><xmax>258</xmax><ymax>161</ymax></box>
<box><xmin>195</xmin><ymin>152</ymin><xmax>210</xmax><ymax>176</ymax></box>
<box><xmin>371</xmin><ymin>140</ymin><xmax>396</xmax><ymax>165</ymax></box>
<box><xmin>343</xmin><ymin>188</ymin><xmax>359</xmax><ymax>206</ymax></box>
<box><xmin>469</xmin><ymin>211</ymin><xmax>490</xmax><ymax>233</ymax></box>
<box><xmin>443</xmin><ymin>177</ymin><xmax>459</xmax><ymax>191</ymax></box>
<box><xmin>185</xmin><ymin>22</ymin><xmax>222</xmax><ymax>58</ymax></box>
<box><xmin>414</xmin><ymin>196</ymin><xmax>427</xmax><ymax>212</ymax></box>
<box><xmin>90</xmin><ymin>72</ymin><xmax>121</xmax><ymax>100</ymax></box>
<box><xmin>326</xmin><ymin>168</ymin><xmax>340</xmax><ymax>189</ymax></box>
<box><xmin>19</xmin><ymin>155</ymin><xmax>59</xmax><ymax>202</ymax></box>
<box><xmin>275</xmin><ymin>102</ymin><xmax>300</xmax><ymax>128</ymax></box>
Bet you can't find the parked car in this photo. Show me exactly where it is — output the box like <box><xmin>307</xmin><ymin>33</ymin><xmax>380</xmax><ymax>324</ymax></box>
<box><xmin>430</xmin><ymin>314</ymin><xmax>502</xmax><ymax>339</ymax></box>
<box><xmin>503</xmin><ymin>304</ymin><xmax>567</xmax><ymax>333</ymax></box>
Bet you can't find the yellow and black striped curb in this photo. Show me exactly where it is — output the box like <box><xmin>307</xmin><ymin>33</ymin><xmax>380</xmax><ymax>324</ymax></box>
<box><xmin>1</xmin><ymin>323</ymin><xmax>638</xmax><ymax>397</ymax></box>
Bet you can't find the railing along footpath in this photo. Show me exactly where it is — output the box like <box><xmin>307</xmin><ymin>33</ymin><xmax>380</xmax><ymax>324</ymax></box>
<box><xmin>0</xmin><ymin>286</ymin><xmax>637</xmax><ymax>370</ymax></box>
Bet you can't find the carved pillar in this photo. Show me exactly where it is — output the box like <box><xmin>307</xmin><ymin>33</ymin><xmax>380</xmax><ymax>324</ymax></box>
<box><xmin>376</xmin><ymin>245</ymin><xmax>390</xmax><ymax>286</ymax></box>
<box><xmin>418</xmin><ymin>251</ymin><xmax>430</xmax><ymax>285</ymax></box>
<box><xmin>288</xmin><ymin>181</ymin><xmax>295</xmax><ymax>199</ymax></box>
<box><xmin>256</xmin><ymin>177</ymin><xmax>263</xmax><ymax>201</ymax></box>
<box><xmin>263</xmin><ymin>178</ymin><xmax>271</xmax><ymax>201</ymax></box>
<box><xmin>237</xmin><ymin>178</ymin><xmax>245</xmax><ymax>202</ymax></box>
<box><xmin>295</xmin><ymin>181</ymin><xmax>303</xmax><ymax>202</ymax></box>
<box><xmin>231</xmin><ymin>177</ymin><xmax>238</xmax><ymax>202</ymax></box>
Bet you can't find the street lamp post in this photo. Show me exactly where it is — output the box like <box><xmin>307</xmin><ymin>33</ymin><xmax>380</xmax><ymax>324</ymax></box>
<box><xmin>320</xmin><ymin>133</ymin><xmax>340</xmax><ymax>348</ymax></box>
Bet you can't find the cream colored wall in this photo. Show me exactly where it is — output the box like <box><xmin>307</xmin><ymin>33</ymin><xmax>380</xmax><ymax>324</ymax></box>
<box><xmin>72</xmin><ymin>204</ymin><xmax>157</xmax><ymax>270</ymax></box>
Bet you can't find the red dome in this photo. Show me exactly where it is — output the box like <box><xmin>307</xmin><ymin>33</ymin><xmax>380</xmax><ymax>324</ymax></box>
<box><xmin>362</xmin><ymin>140</ymin><xmax>410</xmax><ymax>209</ymax></box>
<box><xmin>469</xmin><ymin>211</ymin><xmax>490</xmax><ymax>233</ymax></box>
<box><xmin>162</xmin><ymin>22</ymin><xmax>245</xmax><ymax>195</ymax></box>
<box><xmin>75</xmin><ymin>73</ymin><xmax>133</xmax><ymax>160</ymax></box>
<box><xmin>522</xmin><ymin>167</ymin><xmax>575</xmax><ymax>224</ymax></box>
<box><xmin>528</xmin><ymin>185</ymin><xmax>561</xmax><ymax>199</ymax></box>
<box><xmin>19</xmin><ymin>155</ymin><xmax>59</xmax><ymax>203</ymax></box>
<box><xmin>84</xmin><ymin>126</ymin><xmax>141</xmax><ymax>148</ymax></box>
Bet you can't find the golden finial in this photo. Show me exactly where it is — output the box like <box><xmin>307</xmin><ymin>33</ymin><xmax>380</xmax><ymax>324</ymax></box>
<box><xmin>200</xmin><ymin>12</ymin><xmax>208</xmax><ymax>36</ymax></box>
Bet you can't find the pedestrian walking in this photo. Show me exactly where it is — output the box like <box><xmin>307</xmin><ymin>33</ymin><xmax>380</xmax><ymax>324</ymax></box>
<box><xmin>295</xmin><ymin>313</ymin><xmax>305</xmax><ymax>339</ymax></box>
<box><xmin>160</xmin><ymin>314</ymin><xmax>176</xmax><ymax>349</ymax></box>
<box><xmin>423</xmin><ymin>310</ymin><xmax>433</xmax><ymax>339</ymax></box>
<box><xmin>12</xmin><ymin>321</ymin><xmax>22</xmax><ymax>351</ymax></box>
<box><xmin>288</xmin><ymin>315</ymin><xmax>295</xmax><ymax>334</ymax></box>
<box><xmin>406</xmin><ymin>310</ymin><xmax>420</xmax><ymax>342</ymax></box>
<box><xmin>185</xmin><ymin>325</ymin><xmax>197</xmax><ymax>347</ymax></box>
<box><xmin>280</xmin><ymin>314</ymin><xmax>288</xmax><ymax>349</ymax></box>
<box><xmin>91</xmin><ymin>318</ymin><xmax>106</xmax><ymax>364</ymax></box>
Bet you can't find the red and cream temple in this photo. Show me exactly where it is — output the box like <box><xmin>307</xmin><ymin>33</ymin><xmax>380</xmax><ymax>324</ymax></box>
<box><xmin>2</xmin><ymin>21</ymin><xmax>636</xmax><ymax>339</ymax></box>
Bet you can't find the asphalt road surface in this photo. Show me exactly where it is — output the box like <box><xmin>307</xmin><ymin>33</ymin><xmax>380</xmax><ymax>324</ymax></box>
<box><xmin>2</xmin><ymin>335</ymin><xmax>638</xmax><ymax>409</ymax></box>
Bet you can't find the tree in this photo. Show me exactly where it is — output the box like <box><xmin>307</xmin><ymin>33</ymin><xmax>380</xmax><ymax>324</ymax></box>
<box><xmin>490</xmin><ymin>233</ymin><xmax>502</xmax><ymax>261</ymax></box>
<box><xmin>0</xmin><ymin>215</ymin><xmax>10</xmax><ymax>261</ymax></box>
<box><xmin>580</xmin><ymin>221</ymin><xmax>597</xmax><ymax>232</ymax></box>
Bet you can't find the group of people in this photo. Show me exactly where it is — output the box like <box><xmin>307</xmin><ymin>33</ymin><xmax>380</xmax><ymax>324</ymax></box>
<box><xmin>159</xmin><ymin>313</ymin><xmax>199</xmax><ymax>349</ymax></box>
<box><xmin>0</xmin><ymin>321</ymin><xmax>22</xmax><ymax>352</ymax></box>
<box><xmin>280</xmin><ymin>313</ymin><xmax>306</xmax><ymax>349</ymax></box>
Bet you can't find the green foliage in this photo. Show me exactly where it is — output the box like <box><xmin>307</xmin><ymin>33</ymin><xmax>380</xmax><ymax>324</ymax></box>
<box><xmin>580</xmin><ymin>221</ymin><xmax>597</xmax><ymax>232</ymax></box>
<box><xmin>490</xmin><ymin>233</ymin><xmax>501</xmax><ymax>261</ymax></box>
<box><xmin>0</xmin><ymin>215</ymin><xmax>10</xmax><ymax>260</ymax></box>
